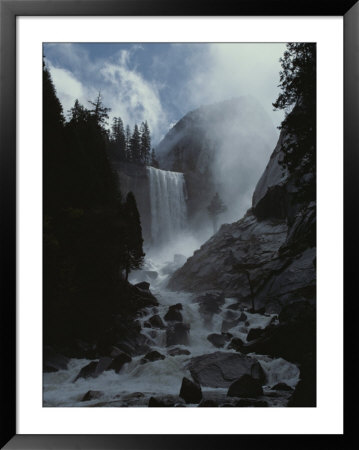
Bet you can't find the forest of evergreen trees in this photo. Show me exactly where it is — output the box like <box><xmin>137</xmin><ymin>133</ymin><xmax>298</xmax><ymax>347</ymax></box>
<box><xmin>107</xmin><ymin>116</ymin><xmax>159</xmax><ymax>167</ymax></box>
<box><xmin>43</xmin><ymin>61</ymin><xmax>151</xmax><ymax>353</ymax></box>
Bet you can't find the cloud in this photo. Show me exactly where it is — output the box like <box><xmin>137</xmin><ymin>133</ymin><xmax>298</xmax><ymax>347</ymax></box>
<box><xmin>184</xmin><ymin>43</ymin><xmax>286</xmax><ymax>129</ymax></box>
<box><xmin>45</xmin><ymin>45</ymin><xmax>168</xmax><ymax>143</ymax></box>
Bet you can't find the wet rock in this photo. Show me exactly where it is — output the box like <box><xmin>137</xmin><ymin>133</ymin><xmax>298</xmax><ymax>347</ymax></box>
<box><xmin>227</xmin><ymin>337</ymin><xmax>244</xmax><ymax>352</ymax></box>
<box><xmin>234</xmin><ymin>399</ymin><xmax>268</xmax><ymax>407</ymax></box>
<box><xmin>221</xmin><ymin>318</ymin><xmax>241</xmax><ymax>333</ymax></box>
<box><xmin>108</xmin><ymin>346</ymin><xmax>122</xmax><ymax>358</ymax></box>
<box><xmin>168</xmin><ymin>347</ymin><xmax>191</xmax><ymax>357</ymax></box>
<box><xmin>179</xmin><ymin>377</ymin><xmax>202</xmax><ymax>404</ymax></box>
<box><xmin>198</xmin><ymin>399</ymin><xmax>218</xmax><ymax>407</ymax></box>
<box><xmin>207</xmin><ymin>333</ymin><xmax>227</xmax><ymax>348</ymax></box>
<box><xmin>135</xmin><ymin>281</ymin><xmax>150</xmax><ymax>291</ymax></box>
<box><xmin>246</xmin><ymin>327</ymin><xmax>265</xmax><ymax>342</ymax></box>
<box><xmin>141</xmin><ymin>350</ymin><xmax>166</xmax><ymax>364</ymax></box>
<box><xmin>43</xmin><ymin>347</ymin><xmax>69</xmax><ymax>372</ymax></box>
<box><xmin>187</xmin><ymin>351</ymin><xmax>265</xmax><ymax>388</ymax></box>
<box><xmin>164</xmin><ymin>304</ymin><xmax>183</xmax><ymax>322</ymax></box>
<box><xmin>166</xmin><ymin>323</ymin><xmax>190</xmax><ymax>347</ymax></box>
<box><xmin>227</xmin><ymin>374</ymin><xmax>263</xmax><ymax>398</ymax></box>
<box><xmin>271</xmin><ymin>382</ymin><xmax>293</xmax><ymax>391</ymax></box>
<box><xmin>240</xmin><ymin>301</ymin><xmax>316</xmax><ymax>364</ymax></box>
<box><xmin>108</xmin><ymin>352</ymin><xmax>132</xmax><ymax>373</ymax></box>
<box><xmin>148</xmin><ymin>395</ymin><xmax>184</xmax><ymax>407</ymax></box>
<box><xmin>239</xmin><ymin>312</ymin><xmax>247</xmax><ymax>322</ymax></box>
<box><xmin>147</xmin><ymin>314</ymin><xmax>166</xmax><ymax>329</ymax></box>
<box><xmin>74</xmin><ymin>361</ymin><xmax>99</xmax><ymax>381</ymax></box>
<box><xmin>81</xmin><ymin>390</ymin><xmax>103</xmax><ymax>402</ymax></box>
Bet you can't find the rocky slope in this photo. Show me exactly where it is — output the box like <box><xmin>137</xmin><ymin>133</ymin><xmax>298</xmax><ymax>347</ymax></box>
<box><xmin>168</xmin><ymin>127</ymin><xmax>316</xmax><ymax>314</ymax></box>
<box><xmin>157</xmin><ymin>96</ymin><xmax>277</xmax><ymax>230</ymax></box>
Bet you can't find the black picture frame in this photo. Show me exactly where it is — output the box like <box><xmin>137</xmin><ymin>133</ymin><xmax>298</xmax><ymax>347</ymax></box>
<box><xmin>0</xmin><ymin>0</ymin><xmax>357</xmax><ymax>448</ymax></box>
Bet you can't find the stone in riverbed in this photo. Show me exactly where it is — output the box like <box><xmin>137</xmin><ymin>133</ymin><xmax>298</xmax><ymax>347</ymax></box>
<box><xmin>187</xmin><ymin>351</ymin><xmax>265</xmax><ymax>388</ymax></box>
<box><xmin>140</xmin><ymin>350</ymin><xmax>165</xmax><ymax>364</ymax></box>
<box><xmin>148</xmin><ymin>395</ymin><xmax>184</xmax><ymax>407</ymax></box>
<box><xmin>81</xmin><ymin>390</ymin><xmax>103</xmax><ymax>402</ymax></box>
<box><xmin>168</xmin><ymin>347</ymin><xmax>191</xmax><ymax>357</ymax></box>
<box><xmin>207</xmin><ymin>333</ymin><xmax>231</xmax><ymax>348</ymax></box>
<box><xmin>246</xmin><ymin>327</ymin><xmax>265</xmax><ymax>342</ymax></box>
<box><xmin>227</xmin><ymin>337</ymin><xmax>244</xmax><ymax>352</ymax></box>
<box><xmin>166</xmin><ymin>323</ymin><xmax>190</xmax><ymax>347</ymax></box>
<box><xmin>147</xmin><ymin>314</ymin><xmax>166</xmax><ymax>329</ymax></box>
<box><xmin>164</xmin><ymin>303</ymin><xmax>183</xmax><ymax>322</ymax></box>
<box><xmin>198</xmin><ymin>399</ymin><xmax>218</xmax><ymax>407</ymax></box>
<box><xmin>227</xmin><ymin>374</ymin><xmax>263</xmax><ymax>398</ymax></box>
<box><xmin>271</xmin><ymin>382</ymin><xmax>293</xmax><ymax>391</ymax></box>
<box><xmin>179</xmin><ymin>377</ymin><xmax>202</xmax><ymax>404</ymax></box>
<box><xmin>108</xmin><ymin>352</ymin><xmax>132</xmax><ymax>373</ymax></box>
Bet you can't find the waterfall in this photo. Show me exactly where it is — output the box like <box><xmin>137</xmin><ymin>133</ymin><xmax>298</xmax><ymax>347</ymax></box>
<box><xmin>147</xmin><ymin>166</ymin><xmax>187</xmax><ymax>246</ymax></box>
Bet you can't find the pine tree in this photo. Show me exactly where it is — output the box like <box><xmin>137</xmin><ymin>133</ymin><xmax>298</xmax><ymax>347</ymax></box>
<box><xmin>140</xmin><ymin>121</ymin><xmax>151</xmax><ymax>165</ymax></box>
<box><xmin>130</xmin><ymin>124</ymin><xmax>141</xmax><ymax>164</ymax></box>
<box><xmin>123</xmin><ymin>192</ymin><xmax>145</xmax><ymax>280</ymax></box>
<box><xmin>207</xmin><ymin>192</ymin><xmax>227</xmax><ymax>233</ymax></box>
<box><xmin>273</xmin><ymin>43</ymin><xmax>316</xmax><ymax>200</ymax></box>
<box><xmin>111</xmin><ymin>117</ymin><xmax>126</xmax><ymax>161</ymax></box>
<box><xmin>88</xmin><ymin>92</ymin><xmax>111</xmax><ymax>128</ymax></box>
<box><xmin>125</xmin><ymin>125</ymin><xmax>132</xmax><ymax>162</ymax></box>
<box><xmin>150</xmin><ymin>148</ymin><xmax>159</xmax><ymax>168</ymax></box>
<box><xmin>68</xmin><ymin>99</ymin><xmax>89</xmax><ymax>124</ymax></box>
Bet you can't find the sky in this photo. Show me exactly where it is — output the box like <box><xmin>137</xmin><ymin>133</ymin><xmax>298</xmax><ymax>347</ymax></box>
<box><xmin>43</xmin><ymin>42</ymin><xmax>287</xmax><ymax>146</ymax></box>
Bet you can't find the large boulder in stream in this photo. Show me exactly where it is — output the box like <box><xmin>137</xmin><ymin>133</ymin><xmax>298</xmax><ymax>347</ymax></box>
<box><xmin>227</xmin><ymin>374</ymin><xmax>263</xmax><ymax>398</ymax></box>
<box><xmin>164</xmin><ymin>303</ymin><xmax>183</xmax><ymax>322</ymax></box>
<box><xmin>187</xmin><ymin>351</ymin><xmax>265</xmax><ymax>388</ymax></box>
<box><xmin>179</xmin><ymin>377</ymin><xmax>202</xmax><ymax>404</ymax></box>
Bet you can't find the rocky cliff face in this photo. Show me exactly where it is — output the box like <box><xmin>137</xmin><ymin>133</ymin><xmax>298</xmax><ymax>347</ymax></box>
<box><xmin>157</xmin><ymin>97</ymin><xmax>277</xmax><ymax>231</ymax></box>
<box><xmin>168</xmin><ymin>121</ymin><xmax>316</xmax><ymax>314</ymax></box>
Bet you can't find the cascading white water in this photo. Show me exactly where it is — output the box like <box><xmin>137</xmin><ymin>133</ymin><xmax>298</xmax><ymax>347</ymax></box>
<box><xmin>147</xmin><ymin>167</ymin><xmax>187</xmax><ymax>246</ymax></box>
<box><xmin>43</xmin><ymin>256</ymin><xmax>300</xmax><ymax>407</ymax></box>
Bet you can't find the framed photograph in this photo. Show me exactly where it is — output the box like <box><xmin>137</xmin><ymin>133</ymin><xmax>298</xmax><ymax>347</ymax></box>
<box><xmin>1</xmin><ymin>0</ymin><xmax>356</xmax><ymax>448</ymax></box>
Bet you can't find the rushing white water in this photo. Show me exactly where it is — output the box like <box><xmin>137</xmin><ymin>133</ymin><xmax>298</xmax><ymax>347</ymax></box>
<box><xmin>147</xmin><ymin>167</ymin><xmax>187</xmax><ymax>246</ymax></box>
<box><xmin>43</xmin><ymin>255</ymin><xmax>300</xmax><ymax>407</ymax></box>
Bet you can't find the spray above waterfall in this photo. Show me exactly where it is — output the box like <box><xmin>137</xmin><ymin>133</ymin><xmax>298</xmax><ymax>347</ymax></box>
<box><xmin>147</xmin><ymin>166</ymin><xmax>188</xmax><ymax>247</ymax></box>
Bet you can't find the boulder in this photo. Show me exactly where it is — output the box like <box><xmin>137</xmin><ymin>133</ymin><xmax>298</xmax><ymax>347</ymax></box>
<box><xmin>43</xmin><ymin>347</ymin><xmax>69</xmax><ymax>373</ymax></box>
<box><xmin>168</xmin><ymin>347</ymin><xmax>191</xmax><ymax>357</ymax></box>
<box><xmin>148</xmin><ymin>395</ymin><xmax>184</xmax><ymax>407</ymax></box>
<box><xmin>108</xmin><ymin>352</ymin><xmax>132</xmax><ymax>373</ymax></box>
<box><xmin>147</xmin><ymin>314</ymin><xmax>166</xmax><ymax>329</ymax></box>
<box><xmin>227</xmin><ymin>337</ymin><xmax>244</xmax><ymax>352</ymax></box>
<box><xmin>227</xmin><ymin>374</ymin><xmax>263</xmax><ymax>398</ymax></box>
<box><xmin>81</xmin><ymin>390</ymin><xmax>103</xmax><ymax>402</ymax></box>
<box><xmin>271</xmin><ymin>382</ymin><xmax>293</xmax><ymax>391</ymax></box>
<box><xmin>179</xmin><ymin>377</ymin><xmax>202</xmax><ymax>404</ymax></box>
<box><xmin>74</xmin><ymin>361</ymin><xmax>99</xmax><ymax>382</ymax></box>
<box><xmin>166</xmin><ymin>323</ymin><xmax>190</xmax><ymax>347</ymax></box>
<box><xmin>246</xmin><ymin>327</ymin><xmax>265</xmax><ymax>342</ymax></box>
<box><xmin>187</xmin><ymin>351</ymin><xmax>265</xmax><ymax>388</ymax></box>
<box><xmin>135</xmin><ymin>281</ymin><xmax>150</xmax><ymax>291</ymax></box>
<box><xmin>221</xmin><ymin>318</ymin><xmax>241</xmax><ymax>333</ymax></box>
<box><xmin>207</xmin><ymin>333</ymin><xmax>230</xmax><ymax>348</ymax></box>
<box><xmin>234</xmin><ymin>399</ymin><xmax>268</xmax><ymax>407</ymax></box>
<box><xmin>164</xmin><ymin>304</ymin><xmax>183</xmax><ymax>322</ymax></box>
<box><xmin>141</xmin><ymin>350</ymin><xmax>166</xmax><ymax>364</ymax></box>
<box><xmin>198</xmin><ymin>399</ymin><xmax>218</xmax><ymax>407</ymax></box>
